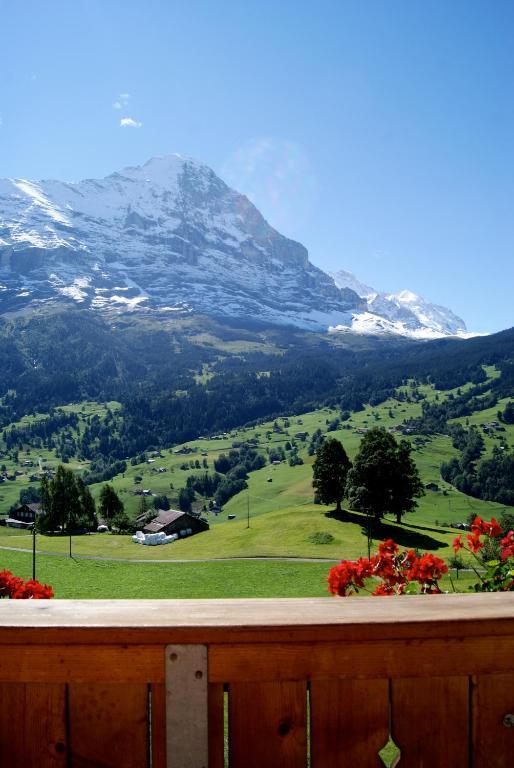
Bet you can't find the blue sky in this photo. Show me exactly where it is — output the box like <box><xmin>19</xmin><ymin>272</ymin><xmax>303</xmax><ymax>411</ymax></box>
<box><xmin>1</xmin><ymin>0</ymin><xmax>513</xmax><ymax>333</ymax></box>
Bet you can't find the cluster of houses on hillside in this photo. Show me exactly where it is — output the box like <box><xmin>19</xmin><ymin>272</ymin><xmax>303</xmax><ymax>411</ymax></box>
<box><xmin>481</xmin><ymin>420</ymin><xmax>506</xmax><ymax>434</ymax></box>
<box><xmin>0</xmin><ymin>463</ymin><xmax>55</xmax><ymax>485</ymax></box>
<box><xmin>353</xmin><ymin>425</ymin><xmax>414</xmax><ymax>436</ymax></box>
<box><xmin>133</xmin><ymin>488</ymin><xmax>154</xmax><ymax>497</ymax></box>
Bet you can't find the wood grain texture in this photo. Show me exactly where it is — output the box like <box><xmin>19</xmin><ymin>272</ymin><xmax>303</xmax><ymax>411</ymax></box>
<box><xmin>0</xmin><ymin>596</ymin><xmax>512</xmax><ymax>767</ymax></box>
<box><xmin>0</xmin><ymin>682</ymin><xmax>67</xmax><ymax>767</ymax></box>
<box><xmin>150</xmin><ymin>683</ymin><xmax>166</xmax><ymax>768</ymax></box>
<box><xmin>209</xmin><ymin>636</ymin><xmax>514</xmax><ymax>682</ymax></box>
<box><xmin>0</xmin><ymin>595</ymin><xmax>513</xmax><ymax>646</ymax></box>
<box><xmin>473</xmin><ymin>672</ymin><xmax>514</xmax><ymax>768</ymax></box>
<box><xmin>0</xmin><ymin>645</ymin><xmax>163</xmax><ymax>683</ymax></box>
<box><xmin>391</xmin><ymin>676</ymin><xmax>469</xmax><ymax>767</ymax></box>
<box><xmin>68</xmin><ymin>683</ymin><xmax>149</xmax><ymax>768</ymax></box>
<box><xmin>310</xmin><ymin>679</ymin><xmax>389</xmax><ymax>767</ymax></box>
<box><xmin>229</xmin><ymin>681</ymin><xmax>307</xmax><ymax>768</ymax></box>
<box><xmin>208</xmin><ymin>683</ymin><xmax>225</xmax><ymax>768</ymax></box>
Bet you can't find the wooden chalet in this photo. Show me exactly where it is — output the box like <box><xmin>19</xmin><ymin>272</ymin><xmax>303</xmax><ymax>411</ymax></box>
<box><xmin>142</xmin><ymin>508</ymin><xmax>209</xmax><ymax>536</ymax></box>
<box><xmin>5</xmin><ymin>503</ymin><xmax>43</xmax><ymax>529</ymax></box>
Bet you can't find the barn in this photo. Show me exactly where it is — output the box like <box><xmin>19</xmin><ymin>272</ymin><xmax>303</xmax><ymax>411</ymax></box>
<box><xmin>143</xmin><ymin>509</ymin><xmax>209</xmax><ymax>537</ymax></box>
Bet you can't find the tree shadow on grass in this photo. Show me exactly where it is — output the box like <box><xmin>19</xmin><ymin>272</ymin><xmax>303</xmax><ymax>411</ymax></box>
<box><xmin>325</xmin><ymin>508</ymin><xmax>447</xmax><ymax>551</ymax></box>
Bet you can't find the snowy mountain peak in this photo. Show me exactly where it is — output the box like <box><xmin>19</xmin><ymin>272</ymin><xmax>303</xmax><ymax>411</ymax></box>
<box><xmin>330</xmin><ymin>269</ymin><xmax>375</xmax><ymax>299</ymax></box>
<box><xmin>329</xmin><ymin>269</ymin><xmax>469</xmax><ymax>339</ymax></box>
<box><xmin>0</xmin><ymin>156</ymin><xmax>470</xmax><ymax>338</ymax></box>
<box><xmin>112</xmin><ymin>154</ymin><xmax>200</xmax><ymax>186</ymax></box>
<box><xmin>0</xmin><ymin>156</ymin><xmax>358</xmax><ymax>329</ymax></box>
<box><xmin>394</xmin><ymin>289</ymin><xmax>418</xmax><ymax>303</ymax></box>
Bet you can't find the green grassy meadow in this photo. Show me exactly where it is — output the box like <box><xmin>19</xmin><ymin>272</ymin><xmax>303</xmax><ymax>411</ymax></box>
<box><xmin>0</xmin><ymin>545</ymin><xmax>476</xmax><ymax>599</ymax></box>
<box><xmin>0</xmin><ymin>366</ymin><xmax>512</xmax><ymax>597</ymax></box>
<box><xmin>0</xmin><ymin>401</ymin><xmax>120</xmax><ymax>510</ymax></box>
<box><xmin>0</xmin><ymin>546</ymin><xmax>334</xmax><ymax>598</ymax></box>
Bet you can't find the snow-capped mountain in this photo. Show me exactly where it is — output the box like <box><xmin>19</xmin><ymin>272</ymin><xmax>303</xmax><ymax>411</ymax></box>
<box><xmin>330</xmin><ymin>270</ymin><xmax>469</xmax><ymax>339</ymax></box>
<box><xmin>0</xmin><ymin>156</ymin><xmax>362</xmax><ymax>330</ymax></box>
<box><xmin>0</xmin><ymin>155</ymin><xmax>469</xmax><ymax>338</ymax></box>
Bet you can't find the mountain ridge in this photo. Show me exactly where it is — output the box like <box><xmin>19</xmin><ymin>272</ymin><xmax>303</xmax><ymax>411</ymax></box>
<box><xmin>0</xmin><ymin>154</ymin><xmax>471</xmax><ymax>339</ymax></box>
<box><xmin>330</xmin><ymin>269</ymin><xmax>472</xmax><ymax>339</ymax></box>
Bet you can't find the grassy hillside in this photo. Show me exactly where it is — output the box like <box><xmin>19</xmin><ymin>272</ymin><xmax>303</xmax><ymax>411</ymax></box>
<box><xmin>0</xmin><ymin>401</ymin><xmax>120</xmax><ymax>510</ymax></box>
<box><xmin>0</xmin><ymin>545</ymin><xmax>476</xmax><ymax>599</ymax></box>
<box><xmin>1</xmin><ymin>367</ymin><xmax>512</xmax><ymax>569</ymax></box>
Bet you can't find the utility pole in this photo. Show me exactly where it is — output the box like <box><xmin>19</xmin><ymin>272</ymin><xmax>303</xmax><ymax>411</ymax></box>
<box><xmin>366</xmin><ymin>511</ymin><xmax>372</xmax><ymax>560</ymax></box>
<box><xmin>32</xmin><ymin>522</ymin><xmax>36</xmax><ymax>580</ymax></box>
<box><xmin>247</xmin><ymin>493</ymin><xmax>250</xmax><ymax>529</ymax></box>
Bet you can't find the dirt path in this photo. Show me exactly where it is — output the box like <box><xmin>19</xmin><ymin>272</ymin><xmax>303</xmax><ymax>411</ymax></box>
<box><xmin>0</xmin><ymin>544</ymin><xmax>337</xmax><ymax>564</ymax></box>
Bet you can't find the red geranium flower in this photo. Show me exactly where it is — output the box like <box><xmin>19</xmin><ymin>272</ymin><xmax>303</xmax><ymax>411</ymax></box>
<box><xmin>0</xmin><ymin>570</ymin><xmax>15</xmax><ymax>598</ymax></box>
<box><xmin>466</xmin><ymin>533</ymin><xmax>484</xmax><ymax>553</ymax></box>
<box><xmin>328</xmin><ymin>562</ymin><xmax>358</xmax><ymax>596</ymax></box>
<box><xmin>12</xmin><ymin>580</ymin><xmax>54</xmax><ymax>599</ymax></box>
<box><xmin>500</xmin><ymin>531</ymin><xmax>514</xmax><ymax>561</ymax></box>
<box><xmin>408</xmin><ymin>553</ymin><xmax>448</xmax><ymax>584</ymax></box>
<box><xmin>0</xmin><ymin>569</ymin><xmax>53</xmax><ymax>599</ymax></box>
<box><xmin>482</xmin><ymin>517</ymin><xmax>503</xmax><ymax>538</ymax></box>
<box><xmin>378</xmin><ymin>539</ymin><xmax>398</xmax><ymax>556</ymax></box>
<box><xmin>372</xmin><ymin>583</ymin><xmax>395</xmax><ymax>596</ymax></box>
<box><xmin>471</xmin><ymin>516</ymin><xmax>502</xmax><ymax>538</ymax></box>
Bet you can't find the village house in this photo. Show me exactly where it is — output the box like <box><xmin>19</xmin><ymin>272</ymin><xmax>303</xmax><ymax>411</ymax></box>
<box><xmin>143</xmin><ymin>509</ymin><xmax>209</xmax><ymax>537</ymax></box>
<box><xmin>5</xmin><ymin>503</ymin><xmax>43</xmax><ymax>529</ymax></box>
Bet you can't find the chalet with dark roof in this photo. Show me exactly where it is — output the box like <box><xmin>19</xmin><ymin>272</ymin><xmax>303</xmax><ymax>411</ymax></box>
<box><xmin>142</xmin><ymin>509</ymin><xmax>209</xmax><ymax>537</ymax></box>
<box><xmin>6</xmin><ymin>503</ymin><xmax>44</xmax><ymax>529</ymax></box>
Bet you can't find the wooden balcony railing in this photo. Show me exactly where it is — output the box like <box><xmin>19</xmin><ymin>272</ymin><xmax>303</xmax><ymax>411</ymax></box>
<box><xmin>0</xmin><ymin>593</ymin><xmax>513</xmax><ymax>767</ymax></box>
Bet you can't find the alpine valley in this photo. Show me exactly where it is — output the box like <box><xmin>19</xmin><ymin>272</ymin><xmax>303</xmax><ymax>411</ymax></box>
<box><xmin>0</xmin><ymin>154</ymin><xmax>470</xmax><ymax>339</ymax></box>
<box><xmin>0</xmin><ymin>154</ymin><xmax>513</xmax><ymax>560</ymax></box>
<box><xmin>1</xmin><ymin>154</ymin><xmax>513</xmax><ymax>463</ymax></box>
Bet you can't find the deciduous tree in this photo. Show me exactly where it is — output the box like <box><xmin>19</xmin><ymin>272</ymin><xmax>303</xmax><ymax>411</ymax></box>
<box><xmin>346</xmin><ymin>428</ymin><xmax>424</xmax><ymax>524</ymax></box>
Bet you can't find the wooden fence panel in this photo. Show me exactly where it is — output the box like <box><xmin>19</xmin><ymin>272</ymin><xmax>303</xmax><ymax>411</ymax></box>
<box><xmin>0</xmin><ymin>645</ymin><xmax>163</xmax><ymax>683</ymax></box>
<box><xmin>150</xmin><ymin>683</ymin><xmax>166</xmax><ymax>768</ymax></box>
<box><xmin>229</xmin><ymin>681</ymin><xmax>307</xmax><ymax>768</ymax></box>
<box><xmin>0</xmin><ymin>682</ymin><xmax>67</xmax><ymax>768</ymax></box>
<box><xmin>391</xmin><ymin>676</ymin><xmax>469</xmax><ymax>766</ymax></box>
<box><xmin>310</xmin><ymin>678</ymin><xmax>389</xmax><ymax>767</ymax></box>
<box><xmin>68</xmin><ymin>682</ymin><xmax>149</xmax><ymax>768</ymax></box>
<box><xmin>473</xmin><ymin>672</ymin><xmax>514</xmax><ymax>768</ymax></box>
<box><xmin>209</xmin><ymin>637</ymin><xmax>514</xmax><ymax>682</ymax></box>
<box><xmin>208</xmin><ymin>683</ymin><xmax>225</xmax><ymax>768</ymax></box>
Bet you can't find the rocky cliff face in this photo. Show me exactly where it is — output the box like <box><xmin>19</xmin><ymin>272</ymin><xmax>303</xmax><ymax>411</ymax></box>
<box><xmin>0</xmin><ymin>155</ymin><xmax>468</xmax><ymax>338</ymax></box>
<box><xmin>0</xmin><ymin>155</ymin><xmax>362</xmax><ymax>329</ymax></box>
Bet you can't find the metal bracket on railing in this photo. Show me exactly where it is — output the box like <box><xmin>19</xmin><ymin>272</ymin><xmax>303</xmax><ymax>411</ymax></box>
<box><xmin>503</xmin><ymin>714</ymin><xmax>514</xmax><ymax>728</ymax></box>
<box><xmin>166</xmin><ymin>644</ymin><xmax>208</xmax><ymax>768</ymax></box>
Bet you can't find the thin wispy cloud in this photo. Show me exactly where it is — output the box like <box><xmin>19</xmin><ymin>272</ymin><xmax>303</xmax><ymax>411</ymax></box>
<box><xmin>120</xmin><ymin>117</ymin><xmax>142</xmax><ymax>128</ymax></box>
<box><xmin>113</xmin><ymin>93</ymin><xmax>131</xmax><ymax>110</ymax></box>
